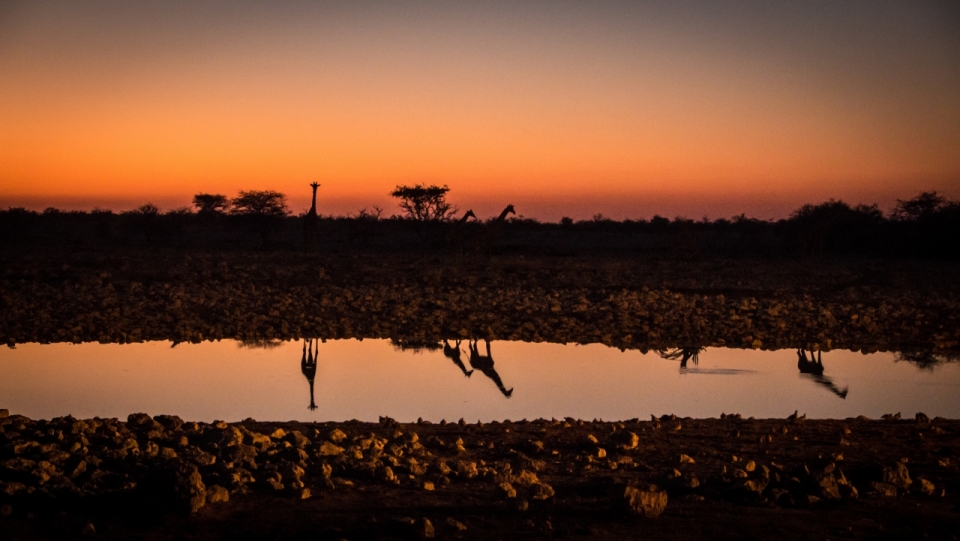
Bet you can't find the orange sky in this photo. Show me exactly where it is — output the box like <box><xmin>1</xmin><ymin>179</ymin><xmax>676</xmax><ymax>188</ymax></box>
<box><xmin>2</xmin><ymin>1</ymin><xmax>959</xmax><ymax>220</ymax></box>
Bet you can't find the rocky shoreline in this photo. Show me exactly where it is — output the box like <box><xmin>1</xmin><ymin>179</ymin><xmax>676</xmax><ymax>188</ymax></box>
<box><xmin>2</xmin><ymin>251</ymin><xmax>959</xmax><ymax>354</ymax></box>
<box><xmin>1</xmin><ymin>409</ymin><xmax>959</xmax><ymax>539</ymax></box>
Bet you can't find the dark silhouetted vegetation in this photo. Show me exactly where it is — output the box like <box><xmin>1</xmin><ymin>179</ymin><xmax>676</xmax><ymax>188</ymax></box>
<box><xmin>192</xmin><ymin>193</ymin><xmax>229</xmax><ymax>215</ymax></box>
<box><xmin>230</xmin><ymin>190</ymin><xmax>289</xmax><ymax>217</ymax></box>
<box><xmin>390</xmin><ymin>184</ymin><xmax>456</xmax><ymax>222</ymax></box>
<box><xmin>1</xmin><ymin>191</ymin><xmax>958</xmax><ymax>259</ymax></box>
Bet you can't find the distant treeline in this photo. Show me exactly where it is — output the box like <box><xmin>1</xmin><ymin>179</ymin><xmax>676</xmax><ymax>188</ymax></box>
<box><xmin>1</xmin><ymin>191</ymin><xmax>958</xmax><ymax>259</ymax></box>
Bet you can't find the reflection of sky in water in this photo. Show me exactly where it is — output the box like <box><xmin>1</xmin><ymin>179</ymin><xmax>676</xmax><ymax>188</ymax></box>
<box><xmin>1</xmin><ymin>340</ymin><xmax>958</xmax><ymax>422</ymax></box>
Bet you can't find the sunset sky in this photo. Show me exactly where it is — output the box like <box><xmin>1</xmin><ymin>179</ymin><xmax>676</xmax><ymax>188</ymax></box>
<box><xmin>2</xmin><ymin>1</ymin><xmax>959</xmax><ymax>220</ymax></box>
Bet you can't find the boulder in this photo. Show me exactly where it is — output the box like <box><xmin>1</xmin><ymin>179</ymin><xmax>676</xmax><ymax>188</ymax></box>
<box><xmin>206</xmin><ymin>484</ymin><xmax>229</xmax><ymax>504</ymax></box>
<box><xmin>918</xmin><ymin>478</ymin><xmax>936</xmax><ymax>496</ymax></box>
<box><xmin>318</xmin><ymin>442</ymin><xmax>344</xmax><ymax>456</ymax></box>
<box><xmin>882</xmin><ymin>462</ymin><xmax>912</xmax><ymax>491</ymax></box>
<box><xmin>496</xmin><ymin>482</ymin><xmax>517</xmax><ymax>499</ymax></box>
<box><xmin>622</xmin><ymin>484</ymin><xmax>668</xmax><ymax>518</ymax></box>
<box><xmin>870</xmin><ymin>482</ymin><xmax>897</xmax><ymax>498</ymax></box>
<box><xmin>532</xmin><ymin>482</ymin><xmax>555</xmax><ymax>500</ymax></box>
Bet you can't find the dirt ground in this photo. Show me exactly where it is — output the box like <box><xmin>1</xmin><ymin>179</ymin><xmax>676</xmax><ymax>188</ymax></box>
<box><xmin>2</xmin><ymin>412</ymin><xmax>959</xmax><ymax>540</ymax></box>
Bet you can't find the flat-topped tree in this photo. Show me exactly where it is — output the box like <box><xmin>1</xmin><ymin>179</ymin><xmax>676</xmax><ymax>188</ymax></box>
<box><xmin>229</xmin><ymin>190</ymin><xmax>289</xmax><ymax>248</ymax></box>
<box><xmin>230</xmin><ymin>190</ymin><xmax>289</xmax><ymax>217</ymax></box>
<box><xmin>192</xmin><ymin>193</ymin><xmax>229</xmax><ymax>215</ymax></box>
<box><xmin>390</xmin><ymin>184</ymin><xmax>457</xmax><ymax>221</ymax></box>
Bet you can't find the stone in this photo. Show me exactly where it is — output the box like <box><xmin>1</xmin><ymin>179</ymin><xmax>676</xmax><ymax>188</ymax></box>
<box><xmin>612</xmin><ymin>431</ymin><xmax>639</xmax><ymax>450</ymax></box>
<box><xmin>744</xmin><ymin>460</ymin><xmax>756</xmax><ymax>472</ymax></box>
<box><xmin>740</xmin><ymin>479</ymin><xmax>768</xmax><ymax>494</ymax></box>
<box><xmin>496</xmin><ymin>482</ymin><xmax>517</xmax><ymax>499</ymax></box>
<box><xmin>532</xmin><ymin>482</ymin><xmax>555</xmax><ymax>500</ymax></box>
<box><xmin>219</xmin><ymin>427</ymin><xmax>243</xmax><ymax>448</ymax></box>
<box><xmin>153</xmin><ymin>415</ymin><xmax>184</xmax><ymax>431</ymax></box>
<box><xmin>81</xmin><ymin>522</ymin><xmax>96</xmax><ymax>536</ymax></box>
<box><xmin>817</xmin><ymin>474</ymin><xmax>841</xmax><ymax>500</ymax></box>
<box><xmin>328</xmin><ymin>428</ymin><xmax>348</xmax><ymax>443</ymax></box>
<box><xmin>456</xmin><ymin>461</ymin><xmax>478</xmax><ymax>478</ymax></box>
<box><xmin>622</xmin><ymin>484</ymin><xmax>668</xmax><ymax>518</ymax></box>
<box><xmin>0</xmin><ymin>409</ymin><xmax>8</xmax><ymax>419</ymax></box>
<box><xmin>882</xmin><ymin>462</ymin><xmax>912</xmax><ymax>491</ymax></box>
<box><xmin>206</xmin><ymin>484</ymin><xmax>229</xmax><ymax>504</ymax></box>
<box><xmin>679</xmin><ymin>454</ymin><xmax>695</xmax><ymax>464</ymax></box>
<box><xmin>446</xmin><ymin>517</ymin><xmax>468</xmax><ymax>531</ymax></box>
<box><xmin>420</xmin><ymin>518</ymin><xmax>435</xmax><ymax>539</ymax></box>
<box><xmin>318</xmin><ymin>442</ymin><xmax>344</xmax><ymax>456</ymax></box>
<box><xmin>870</xmin><ymin>482</ymin><xmax>897</xmax><ymax>497</ymax></box>
<box><xmin>918</xmin><ymin>478</ymin><xmax>936</xmax><ymax>496</ymax></box>
<box><xmin>423</xmin><ymin>481</ymin><xmax>435</xmax><ymax>491</ymax></box>
<box><xmin>514</xmin><ymin>469</ymin><xmax>539</xmax><ymax>487</ymax></box>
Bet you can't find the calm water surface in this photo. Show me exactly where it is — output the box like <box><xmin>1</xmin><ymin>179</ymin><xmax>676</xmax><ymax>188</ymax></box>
<box><xmin>1</xmin><ymin>339</ymin><xmax>958</xmax><ymax>422</ymax></box>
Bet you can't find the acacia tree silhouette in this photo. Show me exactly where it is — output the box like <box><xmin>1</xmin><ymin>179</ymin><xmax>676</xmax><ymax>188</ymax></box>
<box><xmin>390</xmin><ymin>184</ymin><xmax>457</xmax><ymax>221</ymax></box>
<box><xmin>229</xmin><ymin>190</ymin><xmax>289</xmax><ymax>248</ymax></box>
<box><xmin>230</xmin><ymin>190</ymin><xmax>289</xmax><ymax>217</ymax></box>
<box><xmin>192</xmin><ymin>193</ymin><xmax>229</xmax><ymax>215</ymax></box>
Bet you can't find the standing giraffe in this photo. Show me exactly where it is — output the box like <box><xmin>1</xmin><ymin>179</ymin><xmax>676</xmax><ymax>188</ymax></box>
<box><xmin>445</xmin><ymin>209</ymin><xmax>476</xmax><ymax>253</ymax></box>
<box><xmin>303</xmin><ymin>182</ymin><xmax>320</xmax><ymax>251</ymax></box>
<box><xmin>301</xmin><ymin>338</ymin><xmax>319</xmax><ymax>410</ymax></box>
<box><xmin>476</xmin><ymin>204</ymin><xmax>515</xmax><ymax>255</ymax></box>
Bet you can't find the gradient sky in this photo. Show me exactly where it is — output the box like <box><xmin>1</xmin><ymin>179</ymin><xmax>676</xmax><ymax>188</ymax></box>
<box><xmin>2</xmin><ymin>1</ymin><xmax>959</xmax><ymax>220</ymax></box>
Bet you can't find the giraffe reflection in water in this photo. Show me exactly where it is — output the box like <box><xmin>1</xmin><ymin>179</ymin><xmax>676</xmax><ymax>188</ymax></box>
<box><xmin>443</xmin><ymin>339</ymin><xmax>474</xmax><ymax>377</ymax></box>
<box><xmin>657</xmin><ymin>347</ymin><xmax>704</xmax><ymax>370</ymax></box>
<box><xmin>301</xmin><ymin>338</ymin><xmax>320</xmax><ymax>410</ymax></box>
<box><xmin>797</xmin><ymin>348</ymin><xmax>849</xmax><ymax>399</ymax></box>
<box><xmin>468</xmin><ymin>339</ymin><xmax>513</xmax><ymax>398</ymax></box>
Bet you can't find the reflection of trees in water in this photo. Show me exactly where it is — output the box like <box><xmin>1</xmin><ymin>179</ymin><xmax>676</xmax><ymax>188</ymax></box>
<box><xmin>238</xmin><ymin>338</ymin><xmax>284</xmax><ymax>349</ymax></box>
<box><xmin>894</xmin><ymin>350</ymin><xmax>960</xmax><ymax>371</ymax></box>
<box><xmin>390</xmin><ymin>339</ymin><xmax>443</xmax><ymax>354</ymax></box>
<box><xmin>797</xmin><ymin>349</ymin><xmax>848</xmax><ymax>399</ymax></box>
<box><xmin>657</xmin><ymin>347</ymin><xmax>704</xmax><ymax>370</ymax></box>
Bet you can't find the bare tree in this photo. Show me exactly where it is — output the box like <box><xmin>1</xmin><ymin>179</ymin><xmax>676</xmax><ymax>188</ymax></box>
<box><xmin>390</xmin><ymin>184</ymin><xmax>457</xmax><ymax>221</ymax></box>
<box><xmin>230</xmin><ymin>190</ymin><xmax>289</xmax><ymax>217</ymax></box>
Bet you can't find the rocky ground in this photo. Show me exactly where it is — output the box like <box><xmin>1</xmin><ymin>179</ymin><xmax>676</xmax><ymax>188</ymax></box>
<box><xmin>2</xmin><ymin>250</ymin><xmax>959</xmax><ymax>353</ymax></box>
<box><xmin>1</xmin><ymin>409</ymin><xmax>959</xmax><ymax>540</ymax></box>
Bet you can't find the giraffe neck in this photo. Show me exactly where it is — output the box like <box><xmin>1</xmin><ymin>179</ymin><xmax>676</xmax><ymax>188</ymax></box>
<box><xmin>308</xmin><ymin>188</ymin><xmax>318</xmax><ymax>216</ymax></box>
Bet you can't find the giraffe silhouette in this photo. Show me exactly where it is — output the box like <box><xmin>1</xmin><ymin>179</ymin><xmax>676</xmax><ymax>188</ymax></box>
<box><xmin>476</xmin><ymin>204</ymin><xmax>515</xmax><ymax>255</ymax></box>
<box><xmin>657</xmin><ymin>346</ymin><xmax>704</xmax><ymax>370</ymax></box>
<box><xmin>445</xmin><ymin>209</ymin><xmax>476</xmax><ymax>253</ymax></box>
<box><xmin>303</xmin><ymin>182</ymin><xmax>320</xmax><ymax>251</ymax></box>
<box><xmin>443</xmin><ymin>339</ymin><xmax>474</xmax><ymax>377</ymax></box>
<box><xmin>797</xmin><ymin>348</ymin><xmax>848</xmax><ymax>399</ymax></box>
<box><xmin>301</xmin><ymin>338</ymin><xmax>319</xmax><ymax>410</ymax></box>
<box><xmin>468</xmin><ymin>339</ymin><xmax>513</xmax><ymax>397</ymax></box>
